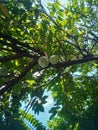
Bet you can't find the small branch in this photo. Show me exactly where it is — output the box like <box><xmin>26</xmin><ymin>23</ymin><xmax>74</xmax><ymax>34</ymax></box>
<box><xmin>0</xmin><ymin>47</ymin><xmax>13</xmax><ymax>52</ymax></box>
<box><xmin>89</xmin><ymin>31</ymin><xmax>98</xmax><ymax>41</ymax></box>
<box><xmin>54</xmin><ymin>39</ymin><xmax>85</xmax><ymax>57</ymax></box>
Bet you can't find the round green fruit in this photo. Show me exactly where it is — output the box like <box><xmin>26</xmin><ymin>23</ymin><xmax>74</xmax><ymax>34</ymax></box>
<box><xmin>49</xmin><ymin>55</ymin><xmax>59</xmax><ymax>65</ymax></box>
<box><xmin>38</xmin><ymin>56</ymin><xmax>49</xmax><ymax>68</ymax></box>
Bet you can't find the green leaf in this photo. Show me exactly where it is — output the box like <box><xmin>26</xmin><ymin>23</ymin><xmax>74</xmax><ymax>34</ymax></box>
<box><xmin>49</xmin><ymin>111</ymin><xmax>57</xmax><ymax>120</ymax></box>
<box><xmin>38</xmin><ymin>104</ymin><xmax>44</xmax><ymax>112</ymax></box>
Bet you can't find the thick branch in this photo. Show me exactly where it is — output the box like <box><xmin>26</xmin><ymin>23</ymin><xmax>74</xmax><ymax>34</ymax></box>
<box><xmin>0</xmin><ymin>60</ymin><xmax>38</xmax><ymax>95</ymax></box>
<box><xmin>0</xmin><ymin>32</ymin><xmax>44</xmax><ymax>55</ymax></box>
<box><xmin>56</xmin><ymin>55</ymin><xmax>98</xmax><ymax>68</ymax></box>
<box><xmin>0</xmin><ymin>53</ymin><xmax>37</xmax><ymax>62</ymax></box>
<box><xmin>0</xmin><ymin>54</ymin><xmax>98</xmax><ymax>95</ymax></box>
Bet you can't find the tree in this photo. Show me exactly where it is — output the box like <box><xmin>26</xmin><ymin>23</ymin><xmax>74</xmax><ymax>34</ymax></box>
<box><xmin>0</xmin><ymin>0</ymin><xmax>98</xmax><ymax>129</ymax></box>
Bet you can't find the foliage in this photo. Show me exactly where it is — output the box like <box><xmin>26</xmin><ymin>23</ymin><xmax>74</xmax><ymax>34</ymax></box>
<box><xmin>0</xmin><ymin>0</ymin><xmax>98</xmax><ymax>129</ymax></box>
<box><xmin>20</xmin><ymin>110</ymin><xmax>46</xmax><ymax>130</ymax></box>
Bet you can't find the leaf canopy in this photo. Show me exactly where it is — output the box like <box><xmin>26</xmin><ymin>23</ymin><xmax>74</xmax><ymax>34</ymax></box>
<box><xmin>0</xmin><ymin>0</ymin><xmax>98</xmax><ymax>129</ymax></box>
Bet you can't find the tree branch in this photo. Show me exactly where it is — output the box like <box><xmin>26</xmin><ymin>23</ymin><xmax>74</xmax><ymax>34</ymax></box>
<box><xmin>0</xmin><ymin>32</ymin><xmax>44</xmax><ymax>56</ymax></box>
<box><xmin>0</xmin><ymin>53</ymin><xmax>97</xmax><ymax>95</ymax></box>
<box><xmin>0</xmin><ymin>53</ymin><xmax>37</xmax><ymax>62</ymax></box>
<box><xmin>0</xmin><ymin>60</ymin><xmax>38</xmax><ymax>95</ymax></box>
<box><xmin>56</xmin><ymin>55</ymin><xmax>98</xmax><ymax>68</ymax></box>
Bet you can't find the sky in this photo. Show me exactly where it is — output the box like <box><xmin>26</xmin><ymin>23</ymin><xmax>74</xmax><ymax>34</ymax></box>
<box><xmin>42</xmin><ymin>0</ymin><xmax>68</xmax><ymax>7</ymax></box>
<box><xmin>27</xmin><ymin>92</ymin><xmax>54</xmax><ymax>129</ymax></box>
<box><xmin>34</xmin><ymin>94</ymin><xmax>54</xmax><ymax>126</ymax></box>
